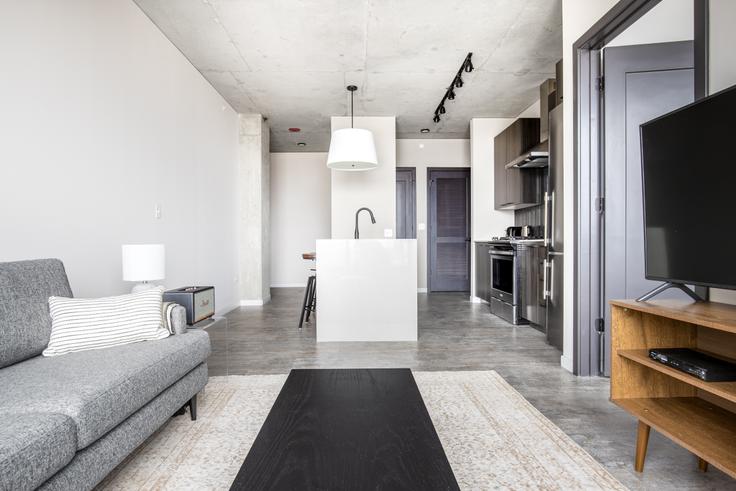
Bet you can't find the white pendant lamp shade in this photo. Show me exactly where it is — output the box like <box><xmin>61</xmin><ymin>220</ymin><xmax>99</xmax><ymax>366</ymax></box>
<box><xmin>326</xmin><ymin>128</ymin><xmax>378</xmax><ymax>171</ymax></box>
<box><xmin>327</xmin><ymin>85</ymin><xmax>379</xmax><ymax>171</ymax></box>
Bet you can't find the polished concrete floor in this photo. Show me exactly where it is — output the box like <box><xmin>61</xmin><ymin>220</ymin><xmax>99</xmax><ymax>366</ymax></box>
<box><xmin>208</xmin><ymin>288</ymin><xmax>733</xmax><ymax>490</ymax></box>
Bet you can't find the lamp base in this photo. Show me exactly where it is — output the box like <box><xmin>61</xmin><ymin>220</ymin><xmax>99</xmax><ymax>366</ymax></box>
<box><xmin>131</xmin><ymin>282</ymin><xmax>158</xmax><ymax>294</ymax></box>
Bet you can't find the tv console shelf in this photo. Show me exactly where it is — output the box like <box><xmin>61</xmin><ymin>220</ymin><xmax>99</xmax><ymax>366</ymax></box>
<box><xmin>611</xmin><ymin>299</ymin><xmax>736</xmax><ymax>479</ymax></box>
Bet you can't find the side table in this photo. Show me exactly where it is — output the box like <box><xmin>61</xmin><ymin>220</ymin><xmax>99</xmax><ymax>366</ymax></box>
<box><xmin>190</xmin><ymin>316</ymin><xmax>227</xmax><ymax>331</ymax></box>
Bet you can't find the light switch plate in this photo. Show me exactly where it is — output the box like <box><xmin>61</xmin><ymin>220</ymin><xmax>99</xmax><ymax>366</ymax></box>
<box><xmin>154</xmin><ymin>203</ymin><xmax>162</xmax><ymax>219</ymax></box>
<box><xmin>417</xmin><ymin>223</ymin><xmax>426</xmax><ymax>231</ymax></box>
<box><xmin>384</xmin><ymin>228</ymin><xmax>393</xmax><ymax>238</ymax></box>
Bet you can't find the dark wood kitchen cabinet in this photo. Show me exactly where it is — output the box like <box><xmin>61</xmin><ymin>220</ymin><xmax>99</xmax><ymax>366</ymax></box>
<box><xmin>474</xmin><ymin>242</ymin><xmax>491</xmax><ymax>303</ymax></box>
<box><xmin>493</xmin><ymin>118</ymin><xmax>541</xmax><ymax>210</ymax></box>
<box><xmin>493</xmin><ymin>131</ymin><xmax>508</xmax><ymax>209</ymax></box>
<box><xmin>520</xmin><ymin>244</ymin><xmax>547</xmax><ymax>328</ymax></box>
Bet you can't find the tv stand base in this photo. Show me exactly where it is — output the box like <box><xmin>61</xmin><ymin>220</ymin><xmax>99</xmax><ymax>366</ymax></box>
<box><xmin>636</xmin><ymin>282</ymin><xmax>704</xmax><ymax>302</ymax></box>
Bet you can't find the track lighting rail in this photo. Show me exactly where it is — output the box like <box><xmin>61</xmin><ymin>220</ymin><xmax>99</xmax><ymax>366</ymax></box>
<box><xmin>433</xmin><ymin>52</ymin><xmax>474</xmax><ymax>124</ymax></box>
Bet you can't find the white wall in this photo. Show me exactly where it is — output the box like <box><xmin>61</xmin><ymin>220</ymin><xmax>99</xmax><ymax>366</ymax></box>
<box><xmin>708</xmin><ymin>0</ymin><xmax>736</xmax><ymax>304</ymax></box>
<box><xmin>396</xmin><ymin>139</ymin><xmax>470</xmax><ymax>291</ymax></box>
<box><xmin>330</xmin><ymin>116</ymin><xmax>396</xmax><ymax>239</ymax></box>
<box><xmin>469</xmin><ymin>119</ymin><xmax>516</xmax><ymax>296</ymax></box>
<box><xmin>0</xmin><ymin>0</ymin><xmax>240</xmax><ymax>313</ymax></box>
<box><xmin>562</xmin><ymin>0</ymin><xmax>619</xmax><ymax>371</ymax></box>
<box><xmin>270</xmin><ymin>152</ymin><xmax>331</xmax><ymax>287</ymax></box>
<box><xmin>709</xmin><ymin>0</ymin><xmax>736</xmax><ymax>94</ymax></box>
<box><xmin>606</xmin><ymin>0</ymin><xmax>693</xmax><ymax>47</ymax></box>
<box><xmin>467</xmin><ymin>100</ymin><xmax>540</xmax><ymax>299</ymax></box>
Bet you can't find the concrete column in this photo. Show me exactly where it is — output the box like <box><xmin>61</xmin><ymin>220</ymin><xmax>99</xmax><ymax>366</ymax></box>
<box><xmin>238</xmin><ymin>114</ymin><xmax>271</xmax><ymax>305</ymax></box>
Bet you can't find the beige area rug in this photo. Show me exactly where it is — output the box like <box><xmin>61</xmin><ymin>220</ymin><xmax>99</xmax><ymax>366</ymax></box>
<box><xmin>100</xmin><ymin>371</ymin><xmax>626</xmax><ymax>490</ymax></box>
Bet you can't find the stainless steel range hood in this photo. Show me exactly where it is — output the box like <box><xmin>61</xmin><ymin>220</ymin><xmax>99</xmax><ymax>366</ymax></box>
<box><xmin>505</xmin><ymin>140</ymin><xmax>549</xmax><ymax>169</ymax></box>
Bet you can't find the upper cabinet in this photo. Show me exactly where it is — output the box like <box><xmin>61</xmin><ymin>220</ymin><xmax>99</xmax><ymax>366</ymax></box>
<box><xmin>493</xmin><ymin>128</ymin><xmax>508</xmax><ymax>208</ymax></box>
<box><xmin>494</xmin><ymin>118</ymin><xmax>541</xmax><ymax>210</ymax></box>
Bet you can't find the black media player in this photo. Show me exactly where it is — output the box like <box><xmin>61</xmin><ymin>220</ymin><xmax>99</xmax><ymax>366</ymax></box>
<box><xmin>648</xmin><ymin>348</ymin><xmax>736</xmax><ymax>382</ymax></box>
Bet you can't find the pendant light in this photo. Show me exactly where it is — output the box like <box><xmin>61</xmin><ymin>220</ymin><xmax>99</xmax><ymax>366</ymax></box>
<box><xmin>327</xmin><ymin>85</ymin><xmax>378</xmax><ymax>171</ymax></box>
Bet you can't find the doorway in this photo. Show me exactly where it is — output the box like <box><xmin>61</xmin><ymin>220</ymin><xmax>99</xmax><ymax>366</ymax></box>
<box><xmin>427</xmin><ymin>168</ymin><xmax>470</xmax><ymax>292</ymax></box>
<box><xmin>396</xmin><ymin>168</ymin><xmax>416</xmax><ymax>239</ymax></box>
<box><xmin>600</xmin><ymin>41</ymin><xmax>695</xmax><ymax>376</ymax></box>
<box><xmin>572</xmin><ymin>0</ymin><xmax>708</xmax><ymax>376</ymax></box>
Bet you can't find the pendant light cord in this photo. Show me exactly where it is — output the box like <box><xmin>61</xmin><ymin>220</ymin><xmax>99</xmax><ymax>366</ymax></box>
<box><xmin>346</xmin><ymin>85</ymin><xmax>358</xmax><ymax>128</ymax></box>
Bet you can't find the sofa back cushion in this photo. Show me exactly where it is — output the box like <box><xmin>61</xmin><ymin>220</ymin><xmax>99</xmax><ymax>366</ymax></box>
<box><xmin>0</xmin><ymin>259</ymin><xmax>73</xmax><ymax>368</ymax></box>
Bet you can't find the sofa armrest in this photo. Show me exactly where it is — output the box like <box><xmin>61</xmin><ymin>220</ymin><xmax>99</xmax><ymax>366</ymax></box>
<box><xmin>171</xmin><ymin>305</ymin><xmax>188</xmax><ymax>335</ymax></box>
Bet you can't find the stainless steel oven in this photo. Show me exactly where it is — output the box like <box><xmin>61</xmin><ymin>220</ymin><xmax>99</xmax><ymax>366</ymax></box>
<box><xmin>489</xmin><ymin>242</ymin><xmax>521</xmax><ymax>324</ymax></box>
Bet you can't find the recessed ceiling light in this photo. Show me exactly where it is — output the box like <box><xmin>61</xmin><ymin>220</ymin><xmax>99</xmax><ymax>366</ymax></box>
<box><xmin>420</xmin><ymin>128</ymin><xmax>430</xmax><ymax>133</ymax></box>
<box><xmin>296</xmin><ymin>142</ymin><xmax>306</xmax><ymax>147</ymax></box>
<box><xmin>288</xmin><ymin>127</ymin><xmax>301</xmax><ymax>133</ymax></box>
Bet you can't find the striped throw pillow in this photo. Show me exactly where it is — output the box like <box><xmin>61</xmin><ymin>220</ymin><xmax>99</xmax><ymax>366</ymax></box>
<box><xmin>43</xmin><ymin>287</ymin><xmax>170</xmax><ymax>357</ymax></box>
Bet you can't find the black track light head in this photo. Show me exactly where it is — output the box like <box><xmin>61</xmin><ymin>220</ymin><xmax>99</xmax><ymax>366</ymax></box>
<box><xmin>455</xmin><ymin>77</ymin><xmax>463</xmax><ymax>88</ymax></box>
<box><xmin>433</xmin><ymin>114</ymin><xmax>441</xmax><ymax>123</ymax></box>
<box><xmin>448</xmin><ymin>90</ymin><xmax>456</xmax><ymax>100</ymax></box>
<box><xmin>464</xmin><ymin>60</ymin><xmax>474</xmax><ymax>73</ymax></box>
<box><xmin>439</xmin><ymin>105</ymin><xmax>446</xmax><ymax>114</ymax></box>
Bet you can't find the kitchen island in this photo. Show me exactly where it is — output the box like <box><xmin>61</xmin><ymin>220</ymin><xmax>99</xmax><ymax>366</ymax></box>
<box><xmin>315</xmin><ymin>239</ymin><xmax>418</xmax><ymax>342</ymax></box>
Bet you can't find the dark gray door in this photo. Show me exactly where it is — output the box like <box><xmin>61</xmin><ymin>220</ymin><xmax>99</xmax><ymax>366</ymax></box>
<box><xmin>602</xmin><ymin>41</ymin><xmax>694</xmax><ymax>375</ymax></box>
<box><xmin>396</xmin><ymin>168</ymin><xmax>416</xmax><ymax>239</ymax></box>
<box><xmin>428</xmin><ymin>169</ymin><xmax>470</xmax><ymax>292</ymax></box>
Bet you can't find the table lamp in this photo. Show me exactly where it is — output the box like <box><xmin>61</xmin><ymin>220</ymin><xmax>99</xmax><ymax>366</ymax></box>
<box><xmin>122</xmin><ymin>244</ymin><xmax>165</xmax><ymax>293</ymax></box>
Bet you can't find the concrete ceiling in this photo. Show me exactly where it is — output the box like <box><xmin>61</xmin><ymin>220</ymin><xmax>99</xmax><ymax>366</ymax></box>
<box><xmin>134</xmin><ymin>0</ymin><xmax>562</xmax><ymax>152</ymax></box>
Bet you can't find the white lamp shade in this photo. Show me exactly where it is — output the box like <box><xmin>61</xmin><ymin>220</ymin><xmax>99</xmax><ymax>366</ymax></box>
<box><xmin>122</xmin><ymin>244</ymin><xmax>165</xmax><ymax>282</ymax></box>
<box><xmin>326</xmin><ymin>128</ymin><xmax>378</xmax><ymax>171</ymax></box>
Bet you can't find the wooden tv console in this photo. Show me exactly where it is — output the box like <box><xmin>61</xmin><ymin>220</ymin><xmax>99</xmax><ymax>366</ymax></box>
<box><xmin>610</xmin><ymin>299</ymin><xmax>736</xmax><ymax>478</ymax></box>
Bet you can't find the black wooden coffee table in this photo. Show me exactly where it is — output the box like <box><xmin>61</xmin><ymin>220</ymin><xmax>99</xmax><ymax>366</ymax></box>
<box><xmin>230</xmin><ymin>368</ymin><xmax>459</xmax><ymax>490</ymax></box>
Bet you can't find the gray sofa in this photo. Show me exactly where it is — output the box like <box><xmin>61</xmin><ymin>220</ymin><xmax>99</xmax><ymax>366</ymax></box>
<box><xmin>0</xmin><ymin>259</ymin><xmax>211</xmax><ymax>490</ymax></box>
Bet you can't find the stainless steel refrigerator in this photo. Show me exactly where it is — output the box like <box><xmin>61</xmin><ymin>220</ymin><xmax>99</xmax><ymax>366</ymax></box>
<box><xmin>545</xmin><ymin>105</ymin><xmax>564</xmax><ymax>351</ymax></box>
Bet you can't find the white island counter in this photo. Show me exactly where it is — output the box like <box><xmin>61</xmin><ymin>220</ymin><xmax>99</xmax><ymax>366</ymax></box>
<box><xmin>315</xmin><ymin>239</ymin><xmax>418</xmax><ymax>342</ymax></box>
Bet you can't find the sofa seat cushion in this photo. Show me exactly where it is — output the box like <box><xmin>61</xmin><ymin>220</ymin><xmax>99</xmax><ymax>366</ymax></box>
<box><xmin>0</xmin><ymin>412</ymin><xmax>77</xmax><ymax>491</ymax></box>
<box><xmin>0</xmin><ymin>329</ymin><xmax>210</xmax><ymax>450</ymax></box>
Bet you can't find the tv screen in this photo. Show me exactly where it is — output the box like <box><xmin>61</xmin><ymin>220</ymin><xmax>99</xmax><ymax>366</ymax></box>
<box><xmin>640</xmin><ymin>84</ymin><xmax>736</xmax><ymax>290</ymax></box>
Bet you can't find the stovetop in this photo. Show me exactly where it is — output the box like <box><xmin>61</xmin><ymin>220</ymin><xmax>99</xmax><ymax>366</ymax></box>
<box><xmin>490</xmin><ymin>236</ymin><xmax>545</xmax><ymax>244</ymax></box>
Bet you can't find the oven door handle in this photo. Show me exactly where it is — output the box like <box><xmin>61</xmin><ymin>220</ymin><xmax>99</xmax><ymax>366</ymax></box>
<box><xmin>490</xmin><ymin>251</ymin><xmax>514</xmax><ymax>256</ymax></box>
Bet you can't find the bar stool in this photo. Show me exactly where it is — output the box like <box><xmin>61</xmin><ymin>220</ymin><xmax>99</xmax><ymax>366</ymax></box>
<box><xmin>298</xmin><ymin>252</ymin><xmax>316</xmax><ymax>329</ymax></box>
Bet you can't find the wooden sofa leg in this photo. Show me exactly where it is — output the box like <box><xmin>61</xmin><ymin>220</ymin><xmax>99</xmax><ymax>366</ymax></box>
<box><xmin>189</xmin><ymin>394</ymin><xmax>197</xmax><ymax>421</ymax></box>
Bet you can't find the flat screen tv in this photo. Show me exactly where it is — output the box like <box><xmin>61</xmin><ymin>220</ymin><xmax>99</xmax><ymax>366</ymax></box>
<box><xmin>640</xmin><ymin>84</ymin><xmax>736</xmax><ymax>291</ymax></box>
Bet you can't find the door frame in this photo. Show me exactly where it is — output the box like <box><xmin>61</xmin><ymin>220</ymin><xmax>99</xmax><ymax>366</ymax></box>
<box><xmin>396</xmin><ymin>167</ymin><xmax>417</xmax><ymax>239</ymax></box>
<box><xmin>572</xmin><ymin>0</ymin><xmax>709</xmax><ymax>375</ymax></box>
<box><xmin>601</xmin><ymin>40</ymin><xmax>694</xmax><ymax>376</ymax></box>
<box><xmin>427</xmin><ymin>167</ymin><xmax>471</xmax><ymax>293</ymax></box>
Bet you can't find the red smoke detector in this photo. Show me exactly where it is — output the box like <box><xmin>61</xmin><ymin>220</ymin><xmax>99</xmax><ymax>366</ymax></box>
<box><xmin>288</xmin><ymin>127</ymin><xmax>301</xmax><ymax>133</ymax></box>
